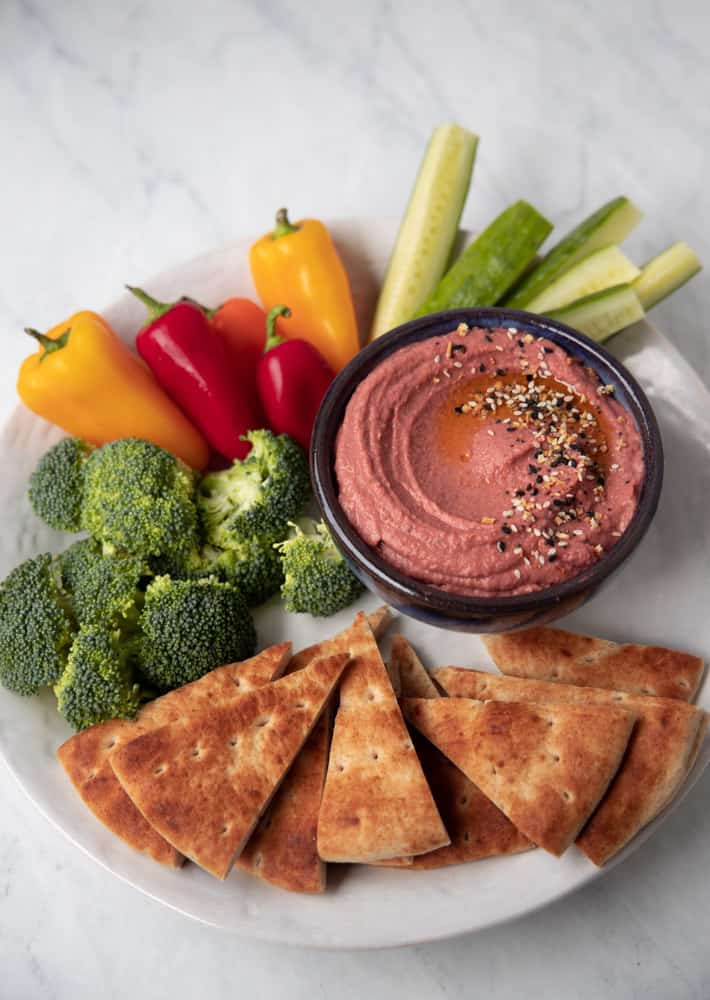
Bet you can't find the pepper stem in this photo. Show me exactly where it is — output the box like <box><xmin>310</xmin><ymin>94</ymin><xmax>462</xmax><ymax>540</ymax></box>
<box><xmin>264</xmin><ymin>305</ymin><xmax>291</xmax><ymax>352</ymax></box>
<box><xmin>125</xmin><ymin>285</ymin><xmax>173</xmax><ymax>322</ymax></box>
<box><xmin>25</xmin><ymin>327</ymin><xmax>71</xmax><ymax>361</ymax></box>
<box><xmin>272</xmin><ymin>208</ymin><xmax>300</xmax><ymax>240</ymax></box>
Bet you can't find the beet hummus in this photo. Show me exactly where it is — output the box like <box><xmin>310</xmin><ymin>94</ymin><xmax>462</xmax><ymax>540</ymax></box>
<box><xmin>335</xmin><ymin>324</ymin><xmax>644</xmax><ymax>597</ymax></box>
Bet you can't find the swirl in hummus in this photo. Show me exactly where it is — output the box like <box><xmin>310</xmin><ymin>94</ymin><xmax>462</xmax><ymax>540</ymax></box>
<box><xmin>335</xmin><ymin>324</ymin><xmax>644</xmax><ymax>597</ymax></box>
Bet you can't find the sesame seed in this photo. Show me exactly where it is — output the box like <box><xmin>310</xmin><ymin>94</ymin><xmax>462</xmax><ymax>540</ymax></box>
<box><xmin>514</xmin><ymin>568</ymin><xmax>522</xmax><ymax>579</ymax></box>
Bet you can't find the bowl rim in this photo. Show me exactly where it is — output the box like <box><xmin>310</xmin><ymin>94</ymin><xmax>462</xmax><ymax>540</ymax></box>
<box><xmin>311</xmin><ymin>307</ymin><xmax>664</xmax><ymax>615</ymax></box>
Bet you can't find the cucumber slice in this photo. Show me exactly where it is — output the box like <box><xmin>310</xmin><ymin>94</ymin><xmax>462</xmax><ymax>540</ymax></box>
<box><xmin>414</xmin><ymin>201</ymin><xmax>552</xmax><ymax>315</ymax></box>
<box><xmin>504</xmin><ymin>197</ymin><xmax>642</xmax><ymax>309</ymax></box>
<box><xmin>633</xmin><ymin>241</ymin><xmax>702</xmax><ymax>309</ymax></box>
<box><xmin>525</xmin><ymin>245</ymin><xmax>640</xmax><ymax>313</ymax></box>
<box><xmin>369</xmin><ymin>124</ymin><xmax>478</xmax><ymax>340</ymax></box>
<box><xmin>547</xmin><ymin>284</ymin><xmax>645</xmax><ymax>343</ymax></box>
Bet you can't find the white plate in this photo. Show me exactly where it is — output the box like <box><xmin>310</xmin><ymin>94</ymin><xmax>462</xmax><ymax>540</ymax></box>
<box><xmin>1</xmin><ymin>219</ymin><xmax>709</xmax><ymax>949</ymax></box>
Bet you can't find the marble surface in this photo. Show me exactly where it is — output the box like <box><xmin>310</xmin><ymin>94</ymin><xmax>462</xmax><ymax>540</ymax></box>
<box><xmin>1</xmin><ymin>0</ymin><xmax>709</xmax><ymax>995</ymax></box>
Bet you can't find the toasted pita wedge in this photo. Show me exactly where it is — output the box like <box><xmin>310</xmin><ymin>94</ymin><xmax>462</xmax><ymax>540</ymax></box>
<box><xmin>56</xmin><ymin>644</ymin><xmax>291</xmax><ymax>867</ymax></box>
<box><xmin>376</xmin><ymin>639</ymin><xmax>530</xmax><ymax>870</ymax></box>
<box><xmin>236</xmin><ymin>609</ymin><xmax>394</xmax><ymax>893</ymax></box>
<box><xmin>317</xmin><ymin>614</ymin><xmax>449</xmax><ymax>863</ymax></box>
<box><xmin>111</xmin><ymin>653</ymin><xmax>349</xmax><ymax>880</ymax></box>
<box><xmin>403</xmin><ymin>697</ymin><xmax>635</xmax><ymax>855</ymax></box>
<box><xmin>483</xmin><ymin>628</ymin><xmax>704</xmax><ymax>702</ymax></box>
<box><xmin>436</xmin><ymin>666</ymin><xmax>708</xmax><ymax>865</ymax></box>
<box><xmin>390</xmin><ymin>635</ymin><xmax>440</xmax><ymax>699</ymax></box>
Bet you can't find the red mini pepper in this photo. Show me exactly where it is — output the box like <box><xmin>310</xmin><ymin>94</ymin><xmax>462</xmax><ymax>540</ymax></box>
<box><xmin>256</xmin><ymin>305</ymin><xmax>334</xmax><ymax>451</ymax></box>
<box><xmin>128</xmin><ymin>286</ymin><xmax>262</xmax><ymax>461</ymax></box>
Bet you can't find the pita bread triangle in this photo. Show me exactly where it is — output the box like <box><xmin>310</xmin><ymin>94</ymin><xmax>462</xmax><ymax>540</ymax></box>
<box><xmin>434</xmin><ymin>666</ymin><xmax>708</xmax><ymax>865</ymax></box>
<box><xmin>56</xmin><ymin>643</ymin><xmax>292</xmax><ymax>867</ymax></box>
<box><xmin>110</xmin><ymin>652</ymin><xmax>349</xmax><ymax>879</ymax></box>
<box><xmin>237</xmin><ymin>609</ymin><xmax>393</xmax><ymax>893</ymax></box>
<box><xmin>483</xmin><ymin>627</ymin><xmax>704</xmax><ymax>702</ymax></box>
<box><xmin>390</xmin><ymin>635</ymin><xmax>440</xmax><ymax>699</ymax></box>
<box><xmin>402</xmin><ymin>696</ymin><xmax>636</xmax><ymax>856</ymax></box>
<box><xmin>317</xmin><ymin>613</ymin><xmax>449</xmax><ymax>863</ymax></box>
<box><xmin>376</xmin><ymin>638</ymin><xmax>530</xmax><ymax>870</ymax></box>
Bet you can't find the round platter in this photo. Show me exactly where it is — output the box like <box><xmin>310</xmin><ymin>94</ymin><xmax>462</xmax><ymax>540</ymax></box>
<box><xmin>1</xmin><ymin>219</ymin><xmax>708</xmax><ymax>949</ymax></box>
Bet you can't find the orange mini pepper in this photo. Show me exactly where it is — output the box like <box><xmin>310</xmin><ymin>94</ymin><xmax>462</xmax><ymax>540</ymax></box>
<box><xmin>249</xmin><ymin>208</ymin><xmax>360</xmax><ymax>372</ymax></box>
<box><xmin>17</xmin><ymin>310</ymin><xmax>210</xmax><ymax>470</ymax></box>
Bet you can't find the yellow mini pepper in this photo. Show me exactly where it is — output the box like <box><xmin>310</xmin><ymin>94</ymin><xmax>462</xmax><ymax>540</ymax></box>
<box><xmin>17</xmin><ymin>311</ymin><xmax>210</xmax><ymax>470</ymax></box>
<box><xmin>249</xmin><ymin>208</ymin><xmax>360</xmax><ymax>372</ymax></box>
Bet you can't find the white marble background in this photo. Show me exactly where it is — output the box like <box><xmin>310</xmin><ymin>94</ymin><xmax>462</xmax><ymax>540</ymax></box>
<box><xmin>1</xmin><ymin>0</ymin><xmax>709</xmax><ymax>996</ymax></box>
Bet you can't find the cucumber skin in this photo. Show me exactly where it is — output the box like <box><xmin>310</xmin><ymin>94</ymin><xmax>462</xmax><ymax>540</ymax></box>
<box><xmin>370</xmin><ymin>124</ymin><xmax>478</xmax><ymax>339</ymax></box>
<box><xmin>547</xmin><ymin>284</ymin><xmax>645</xmax><ymax>343</ymax></box>
<box><xmin>413</xmin><ymin>201</ymin><xmax>552</xmax><ymax>316</ymax></box>
<box><xmin>525</xmin><ymin>245</ymin><xmax>640</xmax><ymax>314</ymax></box>
<box><xmin>633</xmin><ymin>241</ymin><xmax>702</xmax><ymax>310</ymax></box>
<box><xmin>504</xmin><ymin>197</ymin><xmax>642</xmax><ymax>309</ymax></box>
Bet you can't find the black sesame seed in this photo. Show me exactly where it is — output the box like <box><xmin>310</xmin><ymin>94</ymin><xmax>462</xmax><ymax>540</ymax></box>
<box><xmin>548</xmin><ymin>553</ymin><xmax>557</xmax><ymax>562</ymax></box>
<box><xmin>515</xmin><ymin>489</ymin><xmax>525</xmax><ymax>497</ymax></box>
<box><xmin>452</xmin><ymin>343</ymin><xmax>466</xmax><ymax>354</ymax></box>
<box><xmin>454</xmin><ymin>405</ymin><xmax>463</xmax><ymax>414</ymax></box>
<box><xmin>525</xmin><ymin>373</ymin><xmax>534</xmax><ymax>382</ymax></box>
<box><xmin>545</xmin><ymin>537</ymin><xmax>555</xmax><ymax>547</ymax></box>
<box><xmin>479</xmin><ymin>363</ymin><xmax>486</xmax><ymax>372</ymax></box>
<box><xmin>496</xmin><ymin>368</ymin><xmax>506</xmax><ymax>376</ymax></box>
<box><xmin>485</xmin><ymin>334</ymin><xmax>493</xmax><ymax>343</ymax></box>
<box><xmin>497</xmin><ymin>540</ymin><xmax>506</xmax><ymax>552</ymax></box>
<box><xmin>506</xmin><ymin>426</ymin><xmax>516</xmax><ymax>433</ymax></box>
<box><xmin>543</xmin><ymin>346</ymin><xmax>554</xmax><ymax>354</ymax></box>
<box><xmin>501</xmin><ymin>524</ymin><xmax>512</xmax><ymax>535</ymax></box>
<box><xmin>531</xmin><ymin>487</ymin><xmax>539</xmax><ymax>496</ymax></box>
<box><xmin>536</xmin><ymin>474</ymin><xmax>543</xmax><ymax>484</ymax></box>
<box><xmin>568</xmin><ymin>459</ymin><xmax>578</xmax><ymax>468</ymax></box>
<box><xmin>528</xmin><ymin>464</ymin><xmax>538</xmax><ymax>474</ymax></box>
<box><xmin>553</xmin><ymin>499</ymin><xmax>566</xmax><ymax>507</ymax></box>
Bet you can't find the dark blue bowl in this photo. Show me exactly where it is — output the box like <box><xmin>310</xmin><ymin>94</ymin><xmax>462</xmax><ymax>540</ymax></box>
<box><xmin>311</xmin><ymin>308</ymin><xmax>663</xmax><ymax>633</ymax></box>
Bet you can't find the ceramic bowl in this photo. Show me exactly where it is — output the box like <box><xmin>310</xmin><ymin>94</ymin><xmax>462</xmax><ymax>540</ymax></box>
<box><xmin>311</xmin><ymin>308</ymin><xmax>663</xmax><ymax>633</ymax></box>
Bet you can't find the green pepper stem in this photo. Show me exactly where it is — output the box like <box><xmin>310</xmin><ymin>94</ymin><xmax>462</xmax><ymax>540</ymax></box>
<box><xmin>25</xmin><ymin>327</ymin><xmax>71</xmax><ymax>361</ymax></box>
<box><xmin>272</xmin><ymin>208</ymin><xmax>300</xmax><ymax>240</ymax></box>
<box><xmin>264</xmin><ymin>305</ymin><xmax>291</xmax><ymax>352</ymax></box>
<box><xmin>125</xmin><ymin>285</ymin><xmax>174</xmax><ymax>322</ymax></box>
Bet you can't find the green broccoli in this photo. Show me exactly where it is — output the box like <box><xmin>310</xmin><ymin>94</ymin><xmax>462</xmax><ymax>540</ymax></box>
<box><xmin>28</xmin><ymin>437</ymin><xmax>93</xmax><ymax>532</ymax></box>
<box><xmin>0</xmin><ymin>554</ymin><xmax>75</xmax><ymax>695</ymax></box>
<box><xmin>59</xmin><ymin>539</ymin><xmax>146</xmax><ymax>626</ymax></box>
<box><xmin>156</xmin><ymin>537</ymin><xmax>284</xmax><ymax>608</ymax></box>
<box><xmin>81</xmin><ymin>438</ymin><xmax>199</xmax><ymax>560</ymax></box>
<box><xmin>55</xmin><ymin>623</ymin><xmax>141</xmax><ymax>731</ymax></box>
<box><xmin>276</xmin><ymin>518</ymin><xmax>363</xmax><ymax>617</ymax></box>
<box><xmin>137</xmin><ymin>575</ymin><xmax>256</xmax><ymax>690</ymax></box>
<box><xmin>197</xmin><ymin>430</ymin><xmax>310</xmax><ymax>548</ymax></box>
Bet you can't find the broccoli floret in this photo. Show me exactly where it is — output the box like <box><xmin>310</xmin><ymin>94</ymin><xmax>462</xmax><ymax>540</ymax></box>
<box><xmin>82</xmin><ymin>438</ymin><xmax>199</xmax><ymax>560</ymax></box>
<box><xmin>55</xmin><ymin>623</ymin><xmax>141</xmax><ymax>731</ymax></box>
<box><xmin>197</xmin><ymin>430</ymin><xmax>310</xmax><ymax>548</ymax></box>
<box><xmin>157</xmin><ymin>538</ymin><xmax>284</xmax><ymax>608</ymax></box>
<box><xmin>137</xmin><ymin>575</ymin><xmax>256</xmax><ymax>690</ymax></box>
<box><xmin>276</xmin><ymin>519</ymin><xmax>363</xmax><ymax>617</ymax></box>
<box><xmin>59</xmin><ymin>539</ymin><xmax>146</xmax><ymax>626</ymax></box>
<box><xmin>28</xmin><ymin>437</ymin><xmax>93</xmax><ymax>532</ymax></box>
<box><xmin>223</xmin><ymin>537</ymin><xmax>284</xmax><ymax>607</ymax></box>
<box><xmin>0</xmin><ymin>554</ymin><xmax>75</xmax><ymax>695</ymax></box>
